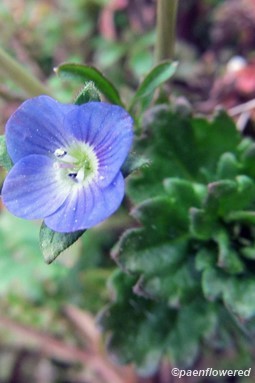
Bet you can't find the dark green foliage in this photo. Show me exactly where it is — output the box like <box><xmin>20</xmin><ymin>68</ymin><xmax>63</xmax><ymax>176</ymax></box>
<box><xmin>101</xmin><ymin>103</ymin><xmax>255</xmax><ymax>373</ymax></box>
<box><xmin>98</xmin><ymin>270</ymin><xmax>218</xmax><ymax>375</ymax></box>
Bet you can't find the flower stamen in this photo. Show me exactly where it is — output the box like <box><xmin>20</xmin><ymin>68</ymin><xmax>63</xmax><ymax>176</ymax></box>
<box><xmin>54</xmin><ymin>142</ymin><xmax>99</xmax><ymax>185</ymax></box>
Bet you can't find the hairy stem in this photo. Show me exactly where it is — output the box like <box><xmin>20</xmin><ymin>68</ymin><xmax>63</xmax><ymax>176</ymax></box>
<box><xmin>155</xmin><ymin>0</ymin><xmax>179</xmax><ymax>62</ymax></box>
<box><xmin>0</xmin><ymin>46</ymin><xmax>50</xmax><ymax>96</ymax></box>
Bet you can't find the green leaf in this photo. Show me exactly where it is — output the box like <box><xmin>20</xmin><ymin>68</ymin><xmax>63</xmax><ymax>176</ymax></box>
<box><xmin>55</xmin><ymin>63</ymin><xmax>124</xmax><ymax>106</ymax></box>
<box><xmin>74</xmin><ymin>81</ymin><xmax>101</xmax><ymax>104</ymax></box>
<box><xmin>140</xmin><ymin>259</ymin><xmax>200</xmax><ymax>304</ymax></box>
<box><xmin>216</xmin><ymin>152</ymin><xmax>239</xmax><ymax>179</ymax></box>
<box><xmin>204</xmin><ymin>176</ymin><xmax>255</xmax><ymax>217</ymax></box>
<box><xmin>163</xmin><ymin>178</ymin><xmax>204</xmax><ymax>208</ymax></box>
<box><xmin>99</xmin><ymin>270</ymin><xmax>172</xmax><ymax>375</ymax></box>
<box><xmin>189</xmin><ymin>208</ymin><xmax>217</xmax><ymax>240</ymax></box>
<box><xmin>167</xmin><ymin>300</ymin><xmax>217</xmax><ymax>367</ymax></box>
<box><xmin>241</xmin><ymin>245</ymin><xmax>255</xmax><ymax>260</ymax></box>
<box><xmin>39</xmin><ymin>222</ymin><xmax>85</xmax><ymax>264</ymax></box>
<box><xmin>213</xmin><ymin>229</ymin><xmax>244</xmax><ymax>274</ymax></box>
<box><xmin>195</xmin><ymin>248</ymin><xmax>216</xmax><ymax>272</ymax></box>
<box><xmin>223</xmin><ymin>277</ymin><xmax>255</xmax><ymax>320</ymax></box>
<box><xmin>191</xmin><ymin>110</ymin><xmax>240</xmax><ymax>178</ymax></box>
<box><xmin>127</xmin><ymin>106</ymin><xmax>196</xmax><ymax>202</ymax></box>
<box><xmin>112</xmin><ymin>195</ymin><xmax>196</xmax><ymax>303</ymax></box>
<box><xmin>240</xmin><ymin>141</ymin><xmax>255</xmax><ymax>178</ymax></box>
<box><xmin>235</xmin><ymin>175</ymin><xmax>255</xmax><ymax>207</ymax></box>
<box><xmin>101</xmin><ymin>270</ymin><xmax>217</xmax><ymax>372</ymax></box>
<box><xmin>226</xmin><ymin>210</ymin><xmax>255</xmax><ymax>225</ymax></box>
<box><xmin>0</xmin><ymin>135</ymin><xmax>13</xmax><ymax>171</ymax></box>
<box><xmin>129</xmin><ymin>61</ymin><xmax>178</xmax><ymax>112</ymax></box>
<box><xmin>202</xmin><ymin>267</ymin><xmax>227</xmax><ymax>301</ymax></box>
<box><xmin>204</xmin><ymin>180</ymin><xmax>237</xmax><ymax>215</ymax></box>
<box><xmin>131</xmin><ymin>195</ymin><xmax>189</xmax><ymax>232</ymax></box>
<box><xmin>114</xmin><ymin>227</ymin><xmax>188</xmax><ymax>276</ymax></box>
<box><xmin>113</xmin><ymin>195</ymin><xmax>190</xmax><ymax>273</ymax></box>
<box><xmin>127</xmin><ymin>106</ymin><xmax>241</xmax><ymax>204</ymax></box>
<box><xmin>121</xmin><ymin>152</ymin><xmax>150</xmax><ymax>178</ymax></box>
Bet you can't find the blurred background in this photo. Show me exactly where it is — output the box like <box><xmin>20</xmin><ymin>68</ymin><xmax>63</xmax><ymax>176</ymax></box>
<box><xmin>0</xmin><ymin>0</ymin><xmax>255</xmax><ymax>382</ymax></box>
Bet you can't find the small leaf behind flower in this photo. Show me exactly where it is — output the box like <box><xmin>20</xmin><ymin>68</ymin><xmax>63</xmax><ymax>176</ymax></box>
<box><xmin>0</xmin><ymin>135</ymin><xmax>13</xmax><ymax>171</ymax></box>
<box><xmin>55</xmin><ymin>63</ymin><xmax>124</xmax><ymax>106</ymax></box>
<box><xmin>129</xmin><ymin>61</ymin><xmax>178</xmax><ymax>112</ymax></box>
<box><xmin>121</xmin><ymin>152</ymin><xmax>150</xmax><ymax>178</ymax></box>
<box><xmin>40</xmin><ymin>222</ymin><xmax>85</xmax><ymax>264</ymax></box>
<box><xmin>74</xmin><ymin>82</ymin><xmax>101</xmax><ymax>105</ymax></box>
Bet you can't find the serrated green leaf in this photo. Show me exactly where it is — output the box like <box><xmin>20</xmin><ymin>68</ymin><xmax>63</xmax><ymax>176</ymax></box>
<box><xmin>99</xmin><ymin>270</ymin><xmax>174</xmax><ymax>375</ymax></box>
<box><xmin>55</xmin><ymin>63</ymin><xmax>124</xmax><ymax>106</ymax></box>
<box><xmin>113</xmin><ymin>194</ymin><xmax>194</xmax><ymax>303</ymax></box>
<box><xmin>204</xmin><ymin>176</ymin><xmax>255</xmax><ymax>217</ymax></box>
<box><xmin>74</xmin><ymin>81</ymin><xmax>101</xmax><ymax>104</ymax></box>
<box><xmin>163</xmin><ymin>178</ymin><xmax>204</xmax><ymax>208</ymax></box>
<box><xmin>129</xmin><ymin>61</ymin><xmax>178</xmax><ymax>112</ymax></box>
<box><xmin>131</xmin><ymin>196</ymin><xmax>189</xmax><ymax>232</ymax></box>
<box><xmin>0</xmin><ymin>135</ymin><xmax>13</xmax><ymax>171</ymax></box>
<box><xmin>127</xmin><ymin>106</ymin><xmax>241</xmax><ymax>204</ymax></box>
<box><xmin>140</xmin><ymin>259</ymin><xmax>200</xmax><ymax>304</ymax></box>
<box><xmin>121</xmin><ymin>197</ymin><xmax>188</xmax><ymax>269</ymax></box>
<box><xmin>191</xmin><ymin>110</ymin><xmax>240</xmax><ymax>177</ymax></box>
<box><xmin>114</xmin><ymin>227</ymin><xmax>188</xmax><ymax>276</ymax></box>
<box><xmin>39</xmin><ymin>222</ymin><xmax>85</xmax><ymax>264</ymax></box>
<box><xmin>101</xmin><ymin>271</ymin><xmax>215</xmax><ymax>372</ymax></box>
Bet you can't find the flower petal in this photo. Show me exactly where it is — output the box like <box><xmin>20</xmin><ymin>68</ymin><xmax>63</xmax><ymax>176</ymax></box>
<box><xmin>1</xmin><ymin>155</ymin><xmax>72</xmax><ymax>219</ymax></box>
<box><xmin>64</xmin><ymin>102</ymin><xmax>133</xmax><ymax>187</ymax></box>
<box><xmin>6</xmin><ymin>95</ymin><xmax>76</xmax><ymax>163</ymax></box>
<box><xmin>44</xmin><ymin>172</ymin><xmax>124</xmax><ymax>232</ymax></box>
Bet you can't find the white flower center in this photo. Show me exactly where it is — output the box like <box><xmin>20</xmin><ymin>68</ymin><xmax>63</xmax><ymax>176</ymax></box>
<box><xmin>54</xmin><ymin>142</ymin><xmax>99</xmax><ymax>186</ymax></box>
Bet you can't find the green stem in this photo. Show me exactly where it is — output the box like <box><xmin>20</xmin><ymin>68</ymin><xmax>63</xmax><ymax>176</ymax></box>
<box><xmin>0</xmin><ymin>46</ymin><xmax>50</xmax><ymax>96</ymax></box>
<box><xmin>155</xmin><ymin>0</ymin><xmax>179</xmax><ymax>62</ymax></box>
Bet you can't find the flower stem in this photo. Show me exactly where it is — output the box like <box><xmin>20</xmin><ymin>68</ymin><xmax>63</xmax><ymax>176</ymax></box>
<box><xmin>0</xmin><ymin>46</ymin><xmax>50</xmax><ymax>96</ymax></box>
<box><xmin>155</xmin><ymin>0</ymin><xmax>179</xmax><ymax>62</ymax></box>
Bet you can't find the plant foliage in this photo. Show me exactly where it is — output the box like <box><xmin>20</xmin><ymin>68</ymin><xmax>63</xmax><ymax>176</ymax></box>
<box><xmin>99</xmin><ymin>103</ymin><xmax>255</xmax><ymax>374</ymax></box>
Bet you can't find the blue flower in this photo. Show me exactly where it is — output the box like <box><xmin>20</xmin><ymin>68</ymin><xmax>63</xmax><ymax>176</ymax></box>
<box><xmin>2</xmin><ymin>96</ymin><xmax>133</xmax><ymax>232</ymax></box>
